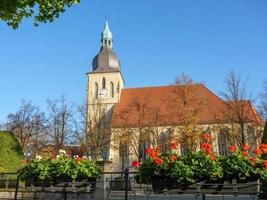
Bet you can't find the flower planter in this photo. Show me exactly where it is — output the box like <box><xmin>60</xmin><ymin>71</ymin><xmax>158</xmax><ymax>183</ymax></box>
<box><xmin>151</xmin><ymin>177</ymin><xmax>260</xmax><ymax>195</ymax></box>
<box><xmin>25</xmin><ymin>176</ymin><xmax>97</xmax><ymax>192</ymax></box>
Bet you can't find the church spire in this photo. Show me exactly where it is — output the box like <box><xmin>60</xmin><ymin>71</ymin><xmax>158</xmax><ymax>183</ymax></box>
<box><xmin>101</xmin><ymin>19</ymin><xmax>113</xmax><ymax>48</ymax></box>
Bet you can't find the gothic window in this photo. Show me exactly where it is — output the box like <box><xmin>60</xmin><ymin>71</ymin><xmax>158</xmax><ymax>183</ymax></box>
<box><xmin>110</xmin><ymin>81</ymin><xmax>114</xmax><ymax>98</ymax></box>
<box><xmin>140</xmin><ymin>140</ymin><xmax>150</xmax><ymax>161</ymax></box>
<box><xmin>94</xmin><ymin>82</ymin><xmax>98</xmax><ymax>99</ymax></box>
<box><xmin>108</xmin><ymin>40</ymin><xmax>111</xmax><ymax>46</ymax></box>
<box><xmin>160</xmin><ymin>129</ymin><xmax>172</xmax><ymax>153</ymax></box>
<box><xmin>119</xmin><ymin>143</ymin><xmax>128</xmax><ymax>158</ymax></box>
<box><xmin>102</xmin><ymin>77</ymin><xmax>106</xmax><ymax>89</ymax></box>
<box><xmin>218</xmin><ymin>132</ymin><xmax>228</xmax><ymax>156</ymax></box>
<box><xmin>117</xmin><ymin>82</ymin><xmax>120</xmax><ymax>93</ymax></box>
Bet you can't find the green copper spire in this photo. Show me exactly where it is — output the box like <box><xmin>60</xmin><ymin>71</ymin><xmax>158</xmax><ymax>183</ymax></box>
<box><xmin>101</xmin><ymin>19</ymin><xmax>113</xmax><ymax>48</ymax></box>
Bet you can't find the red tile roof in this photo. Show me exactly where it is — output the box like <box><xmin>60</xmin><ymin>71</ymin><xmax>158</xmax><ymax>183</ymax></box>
<box><xmin>111</xmin><ymin>84</ymin><xmax>263</xmax><ymax>128</ymax></box>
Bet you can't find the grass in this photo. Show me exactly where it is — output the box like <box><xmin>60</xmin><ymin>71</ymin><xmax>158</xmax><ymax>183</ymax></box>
<box><xmin>0</xmin><ymin>131</ymin><xmax>24</xmax><ymax>173</ymax></box>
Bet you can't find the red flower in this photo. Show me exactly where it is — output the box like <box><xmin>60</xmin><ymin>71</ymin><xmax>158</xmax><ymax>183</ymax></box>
<box><xmin>75</xmin><ymin>156</ymin><xmax>85</xmax><ymax>162</ymax></box>
<box><xmin>260</xmin><ymin>144</ymin><xmax>267</xmax><ymax>153</ymax></box>
<box><xmin>171</xmin><ymin>143</ymin><xmax>177</xmax><ymax>149</ymax></box>
<box><xmin>155</xmin><ymin>147</ymin><xmax>161</xmax><ymax>151</ymax></box>
<box><xmin>150</xmin><ymin>151</ymin><xmax>160</xmax><ymax>158</ymax></box>
<box><xmin>203</xmin><ymin>133</ymin><xmax>212</xmax><ymax>142</ymax></box>
<box><xmin>169</xmin><ymin>155</ymin><xmax>177</xmax><ymax>162</ymax></box>
<box><xmin>242</xmin><ymin>144</ymin><xmax>250</xmax><ymax>151</ymax></box>
<box><xmin>253</xmin><ymin>149</ymin><xmax>263</xmax><ymax>156</ymax></box>
<box><xmin>132</xmin><ymin>161</ymin><xmax>141</xmax><ymax>167</ymax></box>
<box><xmin>201</xmin><ymin>143</ymin><xmax>212</xmax><ymax>149</ymax></box>
<box><xmin>210</xmin><ymin>155</ymin><xmax>217</xmax><ymax>161</ymax></box>
<box><xmin>249</xmin><ymin>157</ymin><xmax>256</xmax><ymax>163</ymax></box>
<box><xmin>205</xmin><ymin>148</ymin><xmax>212</xmax><ymax>155</ymax></box>
<box><xmin>262</xmin><ymin>161</ymin><xmax>267</xmax><ymax>168</ymax></box>
<box><xmin>243</xmin><ymin>151</ymin><xmax>249</xmax><ymax>157</ymax></box>
<box><xmin>154</xmin><ymin>158</ymin><xmax>164</xmax><ymax>165</ymax></box>
<box><xmin>228</xmin><ymin>146</ymin><xmax>237</xmax><ymax>152</ymax></box>
<box><xmin>146</xmin><ymin>148</ymin><xmax>154</xmax><ymax>155</ymax></box>
<box><xmin>20</xmin><ymin>160</ymin><xmax>27</xmax><ymax>165</ymax></box>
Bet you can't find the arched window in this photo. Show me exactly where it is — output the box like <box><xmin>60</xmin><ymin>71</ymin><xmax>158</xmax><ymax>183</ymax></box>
<box><xmin>117</xmin><ymin>82</ymin><xmax>120</xmax><ymax>93</ymax></box>
<box><xmin>218</xmin><ymin>128</ymin><xmax>229</xmax><ymax>156</ymax></box>
<box><xmin>160</xmin><ymin>129</ymin><xmax>172</xmax><ymax>153</ymax></box>
<box><xmin>94</xmin><ymin>82</ymin><xmax>98</xmax><ymax>99</ymax></box>
<box><xmin>110</xmin><ymin>82</ymin><xmax>114</xmax><ymax>98</ymax></box>
<box><xmin>102</xmin><ymin>77</ymin><xmax>106</xmax><ymax>89</ymax></box>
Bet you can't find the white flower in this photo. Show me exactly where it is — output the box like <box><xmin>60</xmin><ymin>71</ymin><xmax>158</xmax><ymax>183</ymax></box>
<box><xmin>74</xmin><ymin>155</ymin><xmax>79</xmax><ymax>158</ymax></box>
<box><xmin>35</xmin><ymin>155</ymin><xmax>42</xmax><ymax>160</ymax></box>
<box><xmin>59</xmin><ymin>149</ymin><xmax>67</xmax><ymax>155</ymax></box>
<box><xmin>56</xmin><ymin>155</ymin><xmax>60</xmax><ymax>159</ymax></box>
<box><xmin>82</xmin><ymin>156</ymin><xmax>87</xmax><ymax>159</ymax></box>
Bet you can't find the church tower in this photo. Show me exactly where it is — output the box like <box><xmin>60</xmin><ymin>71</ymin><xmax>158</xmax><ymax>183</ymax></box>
<box><xmin>86</xmin><ymin>20</ymin><xmax>124</xmax><ymax>159</ymax></box>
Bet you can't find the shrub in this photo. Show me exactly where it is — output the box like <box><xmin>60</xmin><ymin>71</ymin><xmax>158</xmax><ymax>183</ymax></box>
<box><xmin>0</xmin><ymin>131</ymin><xmax>24</xmax><ymax>173</ymax></box>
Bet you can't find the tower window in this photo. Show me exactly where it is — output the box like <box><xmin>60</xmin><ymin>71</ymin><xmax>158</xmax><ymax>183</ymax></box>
<box><xmin>102</xmin><ymin>77</ymin><xmax>106</xmax><ymax>89</ymax></box>
<box><xmin>94</xmin><ymin>82</ymin><xmax>98</xmax><ymax>99</ymax></box>
<box><xmin>110</xmin><ymin>82</ymin><xmax>114</xmax><ymax>98</ymax></box>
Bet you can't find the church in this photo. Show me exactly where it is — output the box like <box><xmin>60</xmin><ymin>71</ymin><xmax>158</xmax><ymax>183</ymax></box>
<box><xmin>86</xmin><ymin>20</ymin><xmax>263</xmax><ymax>172</ymax></box>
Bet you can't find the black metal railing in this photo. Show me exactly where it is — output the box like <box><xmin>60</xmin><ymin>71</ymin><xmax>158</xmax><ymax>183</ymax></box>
<box><xmin>0</xmin><ymin>171</ymin><xmax>265</xmax><ymax>200</ymax></box>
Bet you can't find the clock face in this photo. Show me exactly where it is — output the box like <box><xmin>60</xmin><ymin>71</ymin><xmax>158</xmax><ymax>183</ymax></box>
<box><xmin>98</xmin><ymin>89</ymin><xmax>107</xmax><ymax>99</ymax></box>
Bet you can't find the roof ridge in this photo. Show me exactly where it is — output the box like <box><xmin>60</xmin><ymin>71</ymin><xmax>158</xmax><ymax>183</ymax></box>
<box><xmin>122</xmin><ymin>83</ymin><xmax>205</xmax><ymax>90</ymax></box>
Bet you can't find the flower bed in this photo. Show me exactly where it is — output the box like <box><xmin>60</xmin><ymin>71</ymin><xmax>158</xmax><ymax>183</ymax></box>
<box><xmin>133</xmin><ymin>134</ymin><xmax>267</xmax><ymax>194</ymax></box>
<box><xmin>19</xmin><ymin>150</ymin><xmax>101</xmax><ymax>190</ymax></box>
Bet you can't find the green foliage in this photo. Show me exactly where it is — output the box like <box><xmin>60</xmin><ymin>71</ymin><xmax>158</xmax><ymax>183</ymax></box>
<box><xmin>171</xmin><ymin>160</ymin><xmax>195</xmax><ymax>184</ymax></box>
<box><xmin>137</xmin><ymin>147</ymin><xmax>267</xmax><ymax>185</ymax></box>
<box><xmin>183</xmin><ymin>151</ymin><xmax>224</xmax><ymax>181</ymax></box>
<box><xmin>0</xmin><ymin>0</ymin><xmax>80</xmax><ymax>29</ymax></box>
<box><xmin>222</xmin><ymin>150</ymin><xmax>257</xmax><ymax>179</ymax></box>
<box><xmin>19</xmin><ymin>154</ymin><xmax>101</xmax><ymax>181</ymax></box>
<box><xmin>0</xmin><ymin>131</ymin><xmax>24</xmax><ymax>173</ymax></box>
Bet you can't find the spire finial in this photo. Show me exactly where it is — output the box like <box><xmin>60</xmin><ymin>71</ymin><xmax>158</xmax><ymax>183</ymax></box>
<box><xmin>101</xmin><ymin>19</ymin><xmax>113</xmax><ymax>48</ymax></box>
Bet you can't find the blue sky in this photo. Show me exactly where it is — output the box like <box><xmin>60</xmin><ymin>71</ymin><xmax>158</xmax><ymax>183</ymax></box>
<box><xmin>0</xmin><ymin>0</ymin><xmax>267</xmax><ymax>122</ymax></box>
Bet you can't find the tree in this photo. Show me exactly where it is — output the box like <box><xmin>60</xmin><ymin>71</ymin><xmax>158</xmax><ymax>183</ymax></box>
<box><xmin>259</xmin><ymin>80</ymin><xmax>267</xmax><ymax>120</ymax></box>
<box><xmin>6</xmin><ymin>100</ymin><xmax>47</xmax><ymax>157</ymax></box>
<box><xmin>46</xmin><ymin>96</ymin><xmax>75</xmax><ymax>154</ymax></box>
<box><xmin>261</xmin><ymin>121</ymin><xmax>267</xmax><ymax>160</ymax></box>
<box><xmin>171</xmin><ymin>73</ymin><xmax>206</xmax><ymax>152</ymax></box>
<box><xmin>85</xmin><ymin>102</ymin><xmax>112</xmax><ymax>160</ymax></box>
<box><xmin>220</xmin><ymin>70</ymin><xmax>261</xmax><ymax>148</ymax></box>
<box><xmin>0</xmin><ymin>0</ymin><xmax>80</xmax><ymax>29</ymax></box>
